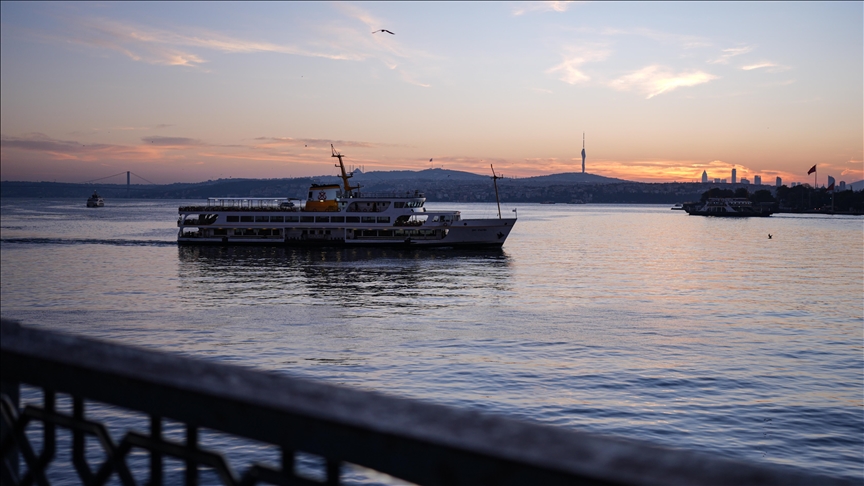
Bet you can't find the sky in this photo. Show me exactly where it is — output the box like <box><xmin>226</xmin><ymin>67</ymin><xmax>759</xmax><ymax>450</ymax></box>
<box><xmin>1</xmin><ymin>1</ymin><xmax>861</xmax><ymax>184</ymax></box>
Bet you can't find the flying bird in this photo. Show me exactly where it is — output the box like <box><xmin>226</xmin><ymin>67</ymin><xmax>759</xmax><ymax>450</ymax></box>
<box><xmin>373</xmin><ymin>29</ymin><xmax>395</xmax><ymax>35</ymax></box>
<box><xmin>768</xmin><ymin>234</ymin><xmax>773</xmax><ymax>239</ymax></box>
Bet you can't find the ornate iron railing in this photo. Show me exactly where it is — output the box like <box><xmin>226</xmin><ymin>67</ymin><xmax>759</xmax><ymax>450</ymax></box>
<box><xmin>0</xmin><ymin>320</ymin><xmax>851</xmax><ymax>485</ymax></box>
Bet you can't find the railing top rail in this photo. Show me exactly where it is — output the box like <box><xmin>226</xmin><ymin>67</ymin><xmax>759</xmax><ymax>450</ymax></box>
<box><xmin>0</xmin><ymin>320</ymin><xmax>850</xmax><ymax>486</ymax></box>
<box><xmin>353</xmin><ymin>192</ymin><xmax>425</xmax><ymax>199</ymax></box>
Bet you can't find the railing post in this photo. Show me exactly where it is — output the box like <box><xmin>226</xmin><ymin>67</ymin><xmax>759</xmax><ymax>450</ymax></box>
<box><xmin>0</xmin><ymin>376</ymin><xmax>20</xmax><ymax>484</ymax></box>
<box><xmin>72</xmin><ymin>396</ymin><xmax>93</xmax><ymax>482</ymax></box>
<box><xmin>281</xmin><ymin>446</ymin><xmax>294</xmax><ymax>480</ymax></box>
<box><xmin>185</xmin><ymin>424</ymin><xmax>197</xmax><ymax>486</ymax></box>
<box><xmin>39</xmin><ymin>389</ymin><xmax>57</xmax><ymax>475</ymax></box>
<box><xmin>326</xmin><ymin>459</ymin><xmax>340</xmax><ymax>486</ymax></box>
<box><xmin>149</xmin><ymin>415</ymin><xmax>162</xmax><ymax>486</ymax></box>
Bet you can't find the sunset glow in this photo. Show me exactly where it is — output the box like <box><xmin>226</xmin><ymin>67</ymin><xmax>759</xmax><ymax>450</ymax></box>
<box><xmin>1</xmin><ymin>2</ymin><xmax>861</xmax><ymax>184</ymax></box>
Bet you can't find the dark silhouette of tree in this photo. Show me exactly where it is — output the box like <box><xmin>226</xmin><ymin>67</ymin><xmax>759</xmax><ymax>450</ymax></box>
<box><xmin>700</xmin><ymin>187</ymin><xmax>735</xmax><ymax>202</ymax></box>
<box><xmin>749</xmin><ymin>189</ymin><xmax>776</xmax><ymax>204</ymax></box>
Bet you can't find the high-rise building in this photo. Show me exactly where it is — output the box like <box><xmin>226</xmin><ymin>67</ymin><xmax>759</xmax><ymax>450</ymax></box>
<box><xmin>839</xmin><ymin>181</ymin><xmax>847</xmax><ymax>191</ymax></box>
<box><xmin>714</xmin><ymin>178</ymin><xmax>721</xmax><ymax>184</ymax></box>
<box><xmin>731</xmin><ymin>168</ymin><xmax>737</xmax><ymax>184</ymax></box>
<box><xmin>754</xmin><ymin>175</ymin><xmax>762</xmax><ymax>185</ymax></box>
<box><xmin>776</xmin><ymin>176</ymin><xmax>782</xmax><ymax>187</ymax></box>
<box><xmin>702</xmin><ymin>170</ymin><xmax>708</xmax><ymax>183</ymax></box>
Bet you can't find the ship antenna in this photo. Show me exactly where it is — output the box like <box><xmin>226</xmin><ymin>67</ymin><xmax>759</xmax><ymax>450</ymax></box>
<box><xmin>332</xmin><ymin>144</ymin><xmax>359</xmax><ymax>195</ymax></box>
<box><xmin>491</xmin><ymin>164</ymin><xmax>503</xmax><ymax>219</ymax></box>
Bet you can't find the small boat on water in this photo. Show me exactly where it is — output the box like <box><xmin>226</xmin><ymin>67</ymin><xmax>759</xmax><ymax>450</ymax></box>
<box><xmin>86</xmin><ymin>191</ymin><xmax>104</xmax><ymax>208</ymax></box>
<box><xmin>684</xmin><ymin>198</ymin><xmax>773</xmax><ymax>217</ymax></box>
<box><xmin>177</xmin><ymin>146</ymin><xmax>517</xmax><ymax>248</ymax></box>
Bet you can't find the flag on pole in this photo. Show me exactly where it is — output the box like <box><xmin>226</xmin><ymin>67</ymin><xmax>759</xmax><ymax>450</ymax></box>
<box><xmin>807</xmin><ymin>165</ymin><xmax>816</xmax><ymax>175</ymax></box>
<box><xmin>827</xmin><ymin>176</ymin><xmax>835</xmax><ymax>191</ymax></box>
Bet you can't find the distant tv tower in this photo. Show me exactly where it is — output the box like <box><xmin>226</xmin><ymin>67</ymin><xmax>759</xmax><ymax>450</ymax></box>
<box><xmin>581</xmin><ymin>132</ymin><xmax>586</xmax><ymax>174</ymax></box>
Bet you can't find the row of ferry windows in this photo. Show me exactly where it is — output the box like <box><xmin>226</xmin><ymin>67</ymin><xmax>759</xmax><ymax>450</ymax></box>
<box><xmin>226</xmin><ymin>215</ymin><xmax>390</xmax><ymax>223</ymax></box>
<box><xmin>210</xmin><ymin>228</ymin><xmax>437</xmax><ymax>237</ymax></box>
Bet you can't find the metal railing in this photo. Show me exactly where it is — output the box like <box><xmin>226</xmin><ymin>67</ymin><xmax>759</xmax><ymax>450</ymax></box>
<box><xmin>0</xmin><ymin>320</ymin><xmax>851</xmax><ymax>486</ymax></box>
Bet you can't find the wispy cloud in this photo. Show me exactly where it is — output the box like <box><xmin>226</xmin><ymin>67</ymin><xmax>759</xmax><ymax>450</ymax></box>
<box><xmin>252</xmin><ymin>137</ymin><xmax>402</xmax><ymax>149</ymax></box>
<box><xmin>512</xmin><ymin>1</ymin><xmax>577</xmax><ymax>16</ymax></box>
<box><xmin>708</xmin><ymin>46</ymin><xmax>754</xmax><ymax>64</ymax></box>
<box><xmin>595</xmin><ymin>27</ymin><xmax>712</xmax><ymax>49</ymax></box>
<box><xmin>741</xmin><ymin>61</ymin><xmax>790</xmax><ymax>73</ymax></box>
<box><xmin>31</xmin><ymin>8</ymin><xmax>438</xmax><ymax>86</ymax></box>
<box><xmin>141</xmin><ymin>136</ymin><xmax>205</xmax><ymax>147</ymax></box>
<box><xmin>0</xmin><ymin>132</ymin><xmax>168</xmax><ymax>163</ymax></box>
<box><xmin>742</xmin><ymin>62</ymin><xmax>776</xmax><ymax>71</ymax></box>
<box><xmin>58</xmin><ymin>16</ymin><xmax>364</xmax><ymax>69</ymax></box>
<box><xmin>331</xmin><ymin>3</ymin><xmax>438</xmax><ymax>87</ymax></box>
<box><xmin>546</xmin><ymin>45</ymin><xmax>611</xmax><ymax>84</ymax></box>
<box><xmin>608</xmin><ymin>65</ymin><xmax>718</xmax><ymax>99</ymax></box>
<box><xmin>840</xmin><ymin>161</ymin><xmax>863</xmax><ymax>180</ymax></box>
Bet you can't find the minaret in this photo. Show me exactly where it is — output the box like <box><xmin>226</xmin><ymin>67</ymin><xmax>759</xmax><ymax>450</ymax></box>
<box><xmin>581</xmin><ymin>132</ymin><xmax>586</xmax><ymax>174</ymax></box>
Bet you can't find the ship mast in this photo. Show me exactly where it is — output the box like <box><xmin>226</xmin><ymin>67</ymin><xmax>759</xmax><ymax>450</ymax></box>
<box><xmin>332</xmin><ymin>144</ymin><xmax>359</xmax><ymax>196</ymax></box>
<box><xmin>491</xmin><ymin>164</ymin><xmax>503</xmax><ymax>219</ymax></box>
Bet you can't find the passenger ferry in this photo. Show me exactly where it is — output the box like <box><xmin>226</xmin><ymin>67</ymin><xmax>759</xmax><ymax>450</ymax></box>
<box><xmin>177</xmin><ymin>146</ymin><xmax>516</xmax><ymax>247</ymax></box>
<box><xmin>684</xmin><ymin>198</ymin><xmax>773</xmax><ymax>217</ymax></box>
<box><xmin>86</xmin><ymin>191</ymin><xmax>104</xmax><ymax>208</ymax></box>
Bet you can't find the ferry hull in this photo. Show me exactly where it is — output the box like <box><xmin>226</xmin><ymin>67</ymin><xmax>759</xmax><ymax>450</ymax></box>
<box><xmin>685</xmin><ymin>211</ymin><xmax>773</xmax><ymax>217</ymax></box>
<box><xmin>178</xmin><ymin>218</ymin><xmax>515</xmax><ymax>248</ymax></box>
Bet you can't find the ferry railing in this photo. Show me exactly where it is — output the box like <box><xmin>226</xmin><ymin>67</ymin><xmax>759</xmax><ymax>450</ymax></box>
<box><xmin>353</xmin><ymin>192</ymin><xmax>425</xmax><ymax>199</ymax></box>
<box><xmin>0</xmin><ymin>320</ymin><xmax>851</xmax><ymax>486</ymax></box>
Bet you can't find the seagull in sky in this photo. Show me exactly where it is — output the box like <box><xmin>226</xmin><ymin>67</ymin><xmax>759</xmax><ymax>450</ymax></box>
<box><xmin>372</xmin><ymin>29</ymin><xmax>395</xmax><ymax>35</ymax></box>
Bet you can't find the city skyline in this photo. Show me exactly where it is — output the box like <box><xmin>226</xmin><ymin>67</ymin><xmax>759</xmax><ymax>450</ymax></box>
<box><xmin>1</xmin><ymin>2</ymin><xmax>861</xmax><ymax>184</ymax></box>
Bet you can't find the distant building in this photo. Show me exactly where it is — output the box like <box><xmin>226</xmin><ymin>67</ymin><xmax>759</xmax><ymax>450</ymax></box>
<box><xmin>714</xmin><ymin>178</ymin><xmax>721</xmax><ymax>183</ymax></box>
<box><xmin>581</xmin><ymin>133</ymin><xmax>586</xmax><ymax>174</ymax></box>
<box><xmin>776</xmin><ymin>176</ymin><xmax>782</xmax><ymax>187</ymax></box>
<box><xmin>754</xmin><ymin>175</ymin><xmax>762</xmax><ymax>185</ymax></box>
<box><xmin>721</xmin><ymin>179</ymin><xmax>727</xmax><ymax>184</ymax></box>
<box><xmin>702</xmin><ymin>170</ymin><xmax>708</xmax><ymax>183</ymax></box>
<box><xmin>839</xmin><ymin>181</ymin><xmax>847</xmax><ymax>191</ymax></box>
<box><xmin>741</xmin><ymin>178</ymin><xmax>750</xmax><ymax>185</ymax></box>
<box><xmin>731</xmin><ymin>168</ymin><xmax>737</xmax><ymax>184</ymax></box>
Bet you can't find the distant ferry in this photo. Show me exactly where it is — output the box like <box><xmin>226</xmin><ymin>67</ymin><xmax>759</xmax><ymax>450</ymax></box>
<box><xmin>86</xmin><ymin>191</ymin><xmax>104</xmax><ymax>208</ymax></box>
<box><xmin>684</xmin><ymin>198</ymin><xmax>773</xmax><ymax>217</ymax></box>
<box><xmin>177</xmin><ymin>146</ymin><xmax>516</xmax><ymax>247</ymax></box>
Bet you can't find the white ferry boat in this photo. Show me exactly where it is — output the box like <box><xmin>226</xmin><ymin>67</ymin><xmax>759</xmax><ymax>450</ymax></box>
<box><xmin>86</xmin><ymin>191</ymin><xmax>104</xmax><ymax>208</ymax></box>
<box><xmin>177</xmin><ymin>147</ymin><xmax>516</xmax><ymax>248</ymax></box>
<box><xmin>684</xmin><ymin>198</ymin><xmax>773</xmax><ymax>217</ymax></box>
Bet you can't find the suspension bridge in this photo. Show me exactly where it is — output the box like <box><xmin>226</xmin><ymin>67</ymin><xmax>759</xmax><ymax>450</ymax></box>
<box><xmin>81</xmin><ymin>171</ymin><xmax>156</xmax><ymax>198</ymax></box>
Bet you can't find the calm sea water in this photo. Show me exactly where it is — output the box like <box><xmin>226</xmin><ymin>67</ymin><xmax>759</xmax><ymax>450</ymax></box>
<box><xmin>1</xmin><ymin>198</ymin><xmax>862</xmax><ymax>482</ymax></box>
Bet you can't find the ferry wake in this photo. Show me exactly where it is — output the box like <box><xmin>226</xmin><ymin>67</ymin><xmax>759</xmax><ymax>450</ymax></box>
<box><xmin>177</xmin><ymin>146</ymin><xmax>516</xmax><ymax>248</ymax></box>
